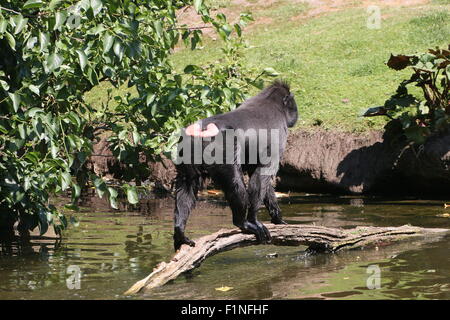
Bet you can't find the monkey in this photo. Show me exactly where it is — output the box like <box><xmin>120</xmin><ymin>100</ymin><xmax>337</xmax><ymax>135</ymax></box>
<box><xmin>172</xmin><ymin>80</ymin><xmax>298</xmax><ymax>250</ymax></box>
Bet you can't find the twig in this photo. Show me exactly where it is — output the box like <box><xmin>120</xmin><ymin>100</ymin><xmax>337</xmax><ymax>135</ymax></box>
<box><xmin>168</xmin><ymin>25</ymin><xmax>213</xmax><ymax>31</ymax></box>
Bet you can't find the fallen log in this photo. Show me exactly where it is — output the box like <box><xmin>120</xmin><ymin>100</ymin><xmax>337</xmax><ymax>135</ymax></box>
<box><xmin>125</xmin><ymin>224</ymin><xmax>448</xmax><ymax>295</ymax></box>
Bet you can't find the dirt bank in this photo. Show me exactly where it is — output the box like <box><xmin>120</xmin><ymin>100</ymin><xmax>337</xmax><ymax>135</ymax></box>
<box><xmin>87</xmin><ymin>135</ymin><xmax>176</xmax><ymax>192</ymax></box>
<box><xmin>278</xmin><ymin>126</ymin><xmax>450</xmax><ymax>195</ymax></box>
<box><xmin>88</xmin><ymin>126</ymin><xmax>450</xmax><ymax>196</ymax></box>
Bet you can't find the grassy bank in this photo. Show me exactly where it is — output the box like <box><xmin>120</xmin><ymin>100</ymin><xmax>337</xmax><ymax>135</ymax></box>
<box><xmin>86</xmin><ymin>0</ymin><xmax>450</xmax><ymax>133</ymax></box>
<box><xmin>171</xmin><ymin>0</ymin><xmax>450</xmax><ymax>132</ymax></box>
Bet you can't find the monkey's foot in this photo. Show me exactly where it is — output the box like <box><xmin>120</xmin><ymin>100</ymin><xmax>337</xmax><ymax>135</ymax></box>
<box><xmin>241</xmin><ymin>220</ymin><xmax>272</xmax><ymax>244</ymax></box>
<box><xmin>173</xmin><ymin>235</ymin><xmax>196</xmax><ymax>251</ymax></box>
<box><xmin>271</xmin><ymin>216</ymin><xmax>287</xmax><ymax>225</ymax></box>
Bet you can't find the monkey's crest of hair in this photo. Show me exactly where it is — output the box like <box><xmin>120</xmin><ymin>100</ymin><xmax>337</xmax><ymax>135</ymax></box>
<box><xmin>260</xmin><ymin>79</ymin><xmax>291</xmax><ymax>99</ymax></box>
<box><xmin>270</xmin><ymin>79</ymin><xmax>291</xmax><ymax>92</ymax></box>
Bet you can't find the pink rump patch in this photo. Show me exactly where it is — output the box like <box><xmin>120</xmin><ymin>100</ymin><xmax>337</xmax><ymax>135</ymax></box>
<box><xmin>185</xmin><ymin>123</ymin><xmax>219</xmax><ymax>137</ymax></box>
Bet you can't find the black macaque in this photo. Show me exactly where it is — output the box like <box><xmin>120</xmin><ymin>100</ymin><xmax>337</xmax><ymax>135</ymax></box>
<box><xmin>173</xmin><ymin>80</ymin><xmax>298</xmax><ymax>250</ymax></box>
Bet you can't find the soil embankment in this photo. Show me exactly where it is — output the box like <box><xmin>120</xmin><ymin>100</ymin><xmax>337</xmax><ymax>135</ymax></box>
<box><xmin>89</xmin><ymin>127</ymin><xmax>450</xmax><ymax>196</ymax></box>
<box><xmin>278</xmin><ymin>128</ymin><xmax>450</xmax><ymax>195</ymax></box>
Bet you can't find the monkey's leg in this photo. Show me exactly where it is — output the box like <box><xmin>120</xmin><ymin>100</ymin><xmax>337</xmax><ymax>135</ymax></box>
<box><xmin>173</xmin><ymin>165</ymin><xmax>199</xmax><ymax>251</ymax></box>
<box><xmin>209</xmin><ymin>165</ymin><xmax>269</xmax><ymax>242</ymax></box>
<box><xmin>264</xmin><ymin>184</ymin><xmax>287</xmax><ymax>224</ymax></box>
<box><xmin>247</xmin><ymin>167</ymin><xmax>272</xmax><ymax>243</ymax></box>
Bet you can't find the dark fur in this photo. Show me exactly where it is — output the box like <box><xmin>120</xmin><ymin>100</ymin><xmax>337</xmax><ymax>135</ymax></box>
<box><xmin>173</xmin><ymin>80</ymin><xmax>298</xmax><ymax>250</ymax></box>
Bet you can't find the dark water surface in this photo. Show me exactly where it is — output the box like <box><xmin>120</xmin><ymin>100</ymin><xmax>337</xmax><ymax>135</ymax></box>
<box><xmin>0</xmin><ymin>194</ymin><xmax>449</xmax><ymax>300</ymax></box>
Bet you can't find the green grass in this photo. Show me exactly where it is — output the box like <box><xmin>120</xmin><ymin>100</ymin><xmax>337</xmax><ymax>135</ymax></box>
<box><xmin>207</xmin><ymin>0</ymin><xmax>232</xmax><ymax>10</ymax></box>
<box><xmin>262</xmin><ymin>0</ymin><xmax>309</xmax><ymax>21</ymax></box>
<box><xmin>170</xmin><ymin>1</ymin><xmax>450</xmax><ymax>132</ymax></box>
<box><xmin>84</xmin><ymin>81</ymin><xmax>135</xmax><ymax>111</ymax></box>
<box><xmin>433</xmin><ymin>0</ymin><xmax>450</xmax><ymax>4</ymax></box>
<box><xmin>409</xmin><ymin>11</ymin><xmax>450</xmax><ymax>45</ymax></box>
<box><xmin>86</xmin><ymin>1</ymin><xmax>450</xmax><ymax>133</ymax></box>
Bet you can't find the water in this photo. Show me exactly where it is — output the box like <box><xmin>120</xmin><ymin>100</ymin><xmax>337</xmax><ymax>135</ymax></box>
<box><xmin>0</xmin><ymin>194</ymin><xmax>449</xmax><ymax>300</ymax></box>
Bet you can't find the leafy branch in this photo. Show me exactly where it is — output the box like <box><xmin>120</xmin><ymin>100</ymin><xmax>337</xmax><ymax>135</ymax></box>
<box><xmin>364</xmin><ymin>45</ymin><xmax>450</xmax><ymax>144</ymax></box>
<box><xmin>0</xmin><ymin>0</ymin><xmax>278</xmax><ymax>237</ymax></box>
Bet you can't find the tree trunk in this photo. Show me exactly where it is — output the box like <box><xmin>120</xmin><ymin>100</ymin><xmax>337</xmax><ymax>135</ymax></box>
<box><xmin>125</xmin><ymin>224</ymin><xmax>448</xmax><ymax>295</ymax></box>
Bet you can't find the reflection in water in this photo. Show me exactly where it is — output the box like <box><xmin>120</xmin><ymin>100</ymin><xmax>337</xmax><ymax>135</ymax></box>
<box><xmin>0</xmin><ymin>194</ymin><xmax>449</xmax><ymax>299</ymax></box>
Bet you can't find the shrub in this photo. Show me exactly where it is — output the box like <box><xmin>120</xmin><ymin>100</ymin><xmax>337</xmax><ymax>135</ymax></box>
<box><xmin>364</xmin><ymin>45</ymin><xmax>450</xmax><ymax>144</ymax></box>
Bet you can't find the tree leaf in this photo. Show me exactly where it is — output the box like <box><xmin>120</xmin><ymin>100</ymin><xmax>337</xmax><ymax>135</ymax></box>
<box><xmin>93</xmin><ymin>176</ymin><xmax>107</xmax><ymax>198</ymax></box>
<box><xmin>87</xmin><ymin>24</ymin><xmax>105</xmax><ymax>35</ymax></box>
<box><xmin>108</xmin><ymin>186</ymin><xmax>118</xmax><ymax>198</ymax></box>
<box><xmin>54</xmin><ymin>11</ymin><xmax>67</xmax><ymax>30</ymax></box>
<box><xmin>87</xmin><ymin>67</ymin><xmax>99</xmax><ymax>85</ymax></box>
<box><xmin>72</xmin><ymin>183</ymin><xmax>81</xmax><ymax>198</ymax></box>
<box><xmin>90</xmin><ymin>0</ymin><xmax>103</xmax><ymax>16</ymax></box>
<box><xmin>49</xmin><ymin>0</ymin><xmax>63</xmax><ymax>10</ymax></box>
<box><xmin>76</xmin><ymin>49</ymin><xmax>88</xmax><ymax>71</ymax></box>
<box><xmin>126</xmin><ymin>185</ymin><xmax>139</xmax><ymax>204</ymax></box>
<box><xmin>221</xmin><ymin>24</ymin><xmax>232</xmax><ymax>37</ymax></box>
<box><xmin>47</xmin><ymin>52</ymin><xmax>63</xmax><ymax>72</ymax></box>
<box><xmin>64</xmin><ymin>203</ymin><xmax>80</xmax><ymax>211</ymax></box>
<box><xmin>132</xmin><ymin>130</ymin><xmax>140</xmax><ymax>144</ymax></box>
<box><xmin>0</xmin><ymin>18</ymin><xmax>7</xmax><ymax>33</ymax></box>
<box><xmin>263</xmin><ymin>67</ymin><xmax>279</xmax><ymax>76</ymax></box>
<box><xmin>0</xmin><ymin>79</ymin><xmax>9</xmax><ymax>91</ymax></box>
<box><xmin>50</xmin><ymin>143</ymin><xmax>58</xmax><ymax>158</ymax></box>
<box><xmin>39</xmin><ymin>31</ymin><xmax>49</xmax><ymax>51</ymax></box>
<box><xmin>17</xmin><ymin>124</ymin><xmax>26</xmax><ymax>139</ymax></box>
<box><xmin>387</xmin><ymin>54</ymin><xmax>414</xmax><ymax>70</ymax></box>
<box><xmin>26</xmin><ymin>36</ymin><xmax>38</xmax><ymax>49</ymax></box>
<box><xmin>23</xmin><ymin>0</ymin><xmax>44</xmax><ymax>9</ymax></box>
<box><xmin>113</xmin><ymin>40</ymin><xmax>124</xmax><ymax>60</ymax></box>
<box><xmin>146</xmin><ymin>93</ymin><xmax>156</xmax><ymax>106</ymax></box>
<box><xmin>154</xmin><ymin>21</ymin><xmax>163</xmax><ymax>37</ymax></box>
<box><xmin>38</xmin><ymin>209</ymin><xmax>51</xmax><ymax>235</ymax></box>
<box><xmin>28</xmin><ymin>84</ymin><xmax>40</xmax><ymax>95</ymax></box>
<box><xmin>103</xmin><ymin>33</ymin><xmax>114</xmax><ymax>52</ymax></box>
<box><xmin>8</xmin><ymin>92</ymin><xmax>21</xmax><ymax>112</ymax></box>
<box><xmin>194</xmin><ymin>0</ymin><xmax>203</xmax><ymax>12</ymax></box>
<box><xmin>234</xmin><ymin>23</ymin><xmax>242</xmax><ymax>37</ymax></box>
<box><xmin>60</xmin><ymin>171</ymin><xmax>72</xmax><ymax>190</ymax></box>
<box><xmin>5</xmin><ymin>32</ymin><xmax>16</xmax><ymax>50</ymax></box>
<box><xmin>14</xmin><ymin>15</ymin><xmax>28</xmax><ymax>34</ymax></box>
<box><xmin>108</xmin><ymin>187</ymin><xmax>118</xmax><ymax>209</ymax></box>
<box><xmin>362</xmin><ymin>106</ymin><xmax>387</xmax><ymax>117</ymax></box>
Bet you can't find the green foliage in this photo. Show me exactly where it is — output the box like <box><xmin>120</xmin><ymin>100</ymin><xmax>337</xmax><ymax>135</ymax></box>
<box><xmin>364</xmin><ymin>46</ymin><xmax>450</xmax><ymax>144</ymax></box>
<box><xmin>0</xmin><ymin>0</ymin><xmax>273</xmax><ymax>236</ymax></box>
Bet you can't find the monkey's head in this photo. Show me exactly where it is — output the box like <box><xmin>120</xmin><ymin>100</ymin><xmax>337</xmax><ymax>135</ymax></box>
<box><xmin>283</xmin><ymin>92</ymin><xmax>298</xmax><ymax>128</ymax></box>
<box><xmin>269</xmin><ymin>79</ymin><xmax>299</xmax><ymax>128</ymax></box>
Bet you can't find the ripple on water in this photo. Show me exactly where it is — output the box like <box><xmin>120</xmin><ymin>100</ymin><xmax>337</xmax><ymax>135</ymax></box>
<box><xmin>0</xmin><ymin>195</ymin><xmax>449</xmax><ymax>299</ymax></box>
